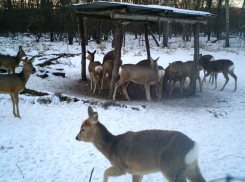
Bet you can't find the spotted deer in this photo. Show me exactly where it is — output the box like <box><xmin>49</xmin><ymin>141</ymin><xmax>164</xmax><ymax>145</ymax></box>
<box><xmin>0</xmin><ymin>57</ymin><xmax>36</xmax><ymax>118</ymax></box>
<box><xmin>86</xmin><ymin>50</ymin><xmax>103</xmax><ymax>95</ymax></box>
<box><xmin>76</xmin><ymin>106</ymin><xmax>206</xmax><ymax>182</ymax></box>
<box><xmin>0</xmin><ymin>46</ymin><xmax>26</xmax><ymax>74</ymax></box>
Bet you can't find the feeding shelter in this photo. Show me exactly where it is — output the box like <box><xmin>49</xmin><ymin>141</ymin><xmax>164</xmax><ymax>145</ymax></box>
<box><xmin>67</xmin><ymin>1</ymin><xmax>215</xmax><ymax>98</ymax></box>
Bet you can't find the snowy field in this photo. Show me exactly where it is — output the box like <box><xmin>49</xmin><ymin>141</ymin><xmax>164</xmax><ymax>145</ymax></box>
<box><xmin>0</xmin><ymin>33</ymin><xmax>245</xmax><ymax>182</ymax></box>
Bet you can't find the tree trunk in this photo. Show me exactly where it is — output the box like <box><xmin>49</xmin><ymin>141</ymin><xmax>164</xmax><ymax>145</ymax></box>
<box><xmin>163</xmin><ymin>21</ymin><xmax>169</xmax><ymax>47</ymax></box>
<box><xmin>217</xmin><ymin>0</ymin><xmax>223</xmax><ymax>39</ymax></box>
<box><xmin>239</xmin><ymin>0</ymin><xmax>245</xmax><ymax>35</ymax></box>
<box><xmin>225</xmin><ymin>0</ymin><xmax>230</xmax><ymax>47</ymax></box>
<box><xmin>207</xmin><ymin>0</ymin><xmax>212</xmax><ymax>41</ymax></box>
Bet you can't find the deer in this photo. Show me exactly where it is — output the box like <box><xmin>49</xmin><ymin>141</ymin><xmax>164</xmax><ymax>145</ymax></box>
<box><xmin>0</xmin><ymin>57</ymin><xmax>36</xmax><ymax>118</ymax></box>
<box><xmin>113</xmin><ymin>57</ymin><xmax>159</xmax><ymax>101</ymax></box>
<box><xmin>169</xmin><ymin>61</ymin><xmax>202</xmax><ymax>95</ymax></box>
<box><xmin>0</xmin><ymin>46</ymin><xmax>26</xmax><ymax>74</ymax></box>
<box><xmin>201</xmin><ymin>59</ymin><xmax>237</xmax><ymax>91</ymax></box>
<box><xmin>86</xmin><ymin>50</ymin><xmax>103</xmax><ymax>95</ymax></box>
<box><xmin>136</xmin><ymin>59</ymin><xmax>165</xmax><ymax>100</ymax></box>
<box><xmin>162</xmin><ymin>62</ymin><xmax>179</xmax><ymax>92</ymax></box>
<box><xmin>76</xmin><ymin>106</ymin><xmax>206</xmax><ymax>182</ymax></box>
<box><xmin>198</xmin><ymin>54</ymin><xmax>215</xmax><ymax>83</ymax></box>
<box><xmin>102</xmin><ymin>50</ymin><xmax>114</xmax><ymax>65</ymax></box>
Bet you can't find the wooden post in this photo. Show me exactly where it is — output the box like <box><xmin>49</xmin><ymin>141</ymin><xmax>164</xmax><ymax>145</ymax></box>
<box><xmin>189</xmin><ymin>22</ymin><xmax>200</xmax><ymax>96</ymax></box>
<box><xmin>78</xmin><ymin>17</ymin><xmax>87</xmax><ymax>80</ymax></box>
<box><xmin>109</xmin><ymin>20</ymin><xmax>122</xmax><ymax>98</ymax></box>
<box><xmin>144</xmin><ymin>24</ymin><xmax>150</xmax><ymax>60</ymax></box>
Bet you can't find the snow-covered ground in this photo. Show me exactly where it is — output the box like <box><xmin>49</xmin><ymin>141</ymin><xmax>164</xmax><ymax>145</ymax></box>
<box><xmin>0</xmin><ymin>33</ymin><xmax>245</xmax><ymax>182</ymax></box>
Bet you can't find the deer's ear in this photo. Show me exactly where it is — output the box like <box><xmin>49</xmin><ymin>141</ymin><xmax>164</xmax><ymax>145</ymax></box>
<box><xmin>87</xmin><ymin>50</ymin><xmax>91</xmax><ymax>54</ymax></box>
<box><xmin>19</xmin><ymin>46</ymin><xmax>22</xmax><ymax>50</ymax></box>
<box><xmin>93</xmin><ymin>50</ymin><xmax>96</xmax><ymax>54</ymax></box>
<box><xmin>30</xmin><ymin>57</ymin><xmax>35</xmax><ymax>63</ymax></box>
<box><xmin>155</xmin><ymin>57</ymin><xmax>159</xmax><ymax>62</ymax></box>
<box><xmin>150</xmin><ymin>57</ymin><xmax>153</xmax><ymax>62</ymax></box>
<box><xmin>23</xmin><ymin>57</ymin><xmax>28</xmax><ymax>63</ymax></box>
<box><xmin>88</xmin><ymin>106</ymin><xmax>98</xmax><ymax>124</ymax></box>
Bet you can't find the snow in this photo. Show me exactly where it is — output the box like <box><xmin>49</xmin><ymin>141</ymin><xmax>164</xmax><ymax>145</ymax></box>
<box><xmin>0</xmin><ymin>33</ymin><xmax>245</xmax><ymax>182</ymax></box>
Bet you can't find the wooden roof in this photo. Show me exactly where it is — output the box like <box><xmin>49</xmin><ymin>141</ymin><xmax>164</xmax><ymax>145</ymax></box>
<box><xmin>68</xmin><ymin>1</ymin><xmax>215</xmax><ymax>24</ymax></box>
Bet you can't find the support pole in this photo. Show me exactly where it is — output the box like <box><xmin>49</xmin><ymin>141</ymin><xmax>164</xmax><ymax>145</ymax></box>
<box><xmin>144</xmin><ymin>24</ymin><xmax>150</xmax><ymax>60</ymax></box>
<box><xmin>189</xmin><ymin>22</ymin><xmax>200</xmax><ymax>96</ymax></box>
<box><xmin>109</xmin><ymin>20</ymin><xmax>122</xmax><ymax>98</ymax></box>
<box><xmin>78</xmin><ymin>16</ymin><xmax>87</xmax><ymax>80</ymax></box>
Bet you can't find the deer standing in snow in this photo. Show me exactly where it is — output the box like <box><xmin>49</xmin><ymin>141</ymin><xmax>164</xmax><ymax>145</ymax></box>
<box><xmin>200</xmin><ymin>59</ymin><xmax>237</xmax><ymax>91</ymax></box>
<box><xmin>0</xmin><ymin>46</ymin><xmax>26</xmax><ymax>74</ymax></box>
<box><xmin>0</xmin><ymin>57</ymin><xmax>36</xmax><ymax>118</ymax></box>
<box><xmin>113</xmin><ymin>57</ymin><xmax>159</xmax><ymax>101</ymax></box>
<box><xmin>76</xmin><ymin>106</ymin><xmax>206</xmax><ymax>182</ymax></box>
<box><xmin>86</xmin><ymin>50</ymin><xmax>103</xmax><ymax>95</ymax></box>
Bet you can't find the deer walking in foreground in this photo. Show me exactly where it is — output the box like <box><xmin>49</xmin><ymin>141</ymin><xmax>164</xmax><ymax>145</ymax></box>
<box><xmin>0</xmin><ymin>57</ymin><xmax>36</xmax><ymax>118</ymax></box>
<box><xmin>169</xmin><ymin>61</ymin><xmax>202</xmax><ymax>95</ymax></box>
<box><xmin>113</xmin><ymin>57</ymin><xmax>159</xmax><ymax>101</ymax></box>
<box><xmin>86</xmin><ymin>50</ymin><xmax>103</xmax><ymax>95</ymax></box>
<box><xmin>136</xmin><ymin>59</ymin><xmax>165</xmax><ymax>100</ymax></box>
<box><xmin>198</xmin><ymin>54</ymin><xmax>215</xmax><ymax>83</ymax></box>
<box><xmin>0</xmin><ymin>46</ymin><xmax>26</xmax><ymax>74</ymax></box>
<box><xmin>76</xmin><ymin>106</ymin><xmax>206</xmax><ymax>182</ymax></box>
<box><xmin>201</xmin><ymin>59</ymin><xmax>237</xmax><ymax>91</ymax></box>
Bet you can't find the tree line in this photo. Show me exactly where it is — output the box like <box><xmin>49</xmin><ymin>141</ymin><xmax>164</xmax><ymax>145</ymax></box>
<box><xmin>0</xmin><ymin>0</ymin><xmax>244</xmax><ymax>47</ymax></box>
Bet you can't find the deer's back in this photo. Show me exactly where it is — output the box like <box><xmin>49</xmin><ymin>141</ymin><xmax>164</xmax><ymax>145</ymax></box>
<box><xmin>0</xmin><ymin>73</ymin><xmax>25</xmax><ymax>93</ymax></box>
<box><xmin>0</xmin><ymin>55</ymin><xmax>17</xmax><ymax>68</ymax></box>
<box><xmin>103</xmin><ymin>50</ymin><xmax>114</xmax><ymax>64</ymax></box>
<box><xmin>89</xmin><ymin>61</ymin><xmax>102</xmax><ymax>72</ymax></box>
<box><xmin>207</xmin><ymin>59</ymin><xmax>234</xmax><ymax>72</ymax></box>
<box><xmin>120</xmin><ymin>64</ymin><xmax>157</xmax><ymax>84</ymax></box>
<box><xmin>108</xmin><ymin>130</ymin><xmax>194</xmax><ymax>173</ymax></box>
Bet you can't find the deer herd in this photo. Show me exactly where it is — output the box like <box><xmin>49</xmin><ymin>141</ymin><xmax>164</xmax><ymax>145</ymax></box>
<box><xmin>0</xmin><ymin>46</ymin><xmax>239</xmax><ymax>182</ymax></box>
<box><xmin>87</xmin><ymin>49</ymin><xmax>237</xmax><ymax>101</ymax></box>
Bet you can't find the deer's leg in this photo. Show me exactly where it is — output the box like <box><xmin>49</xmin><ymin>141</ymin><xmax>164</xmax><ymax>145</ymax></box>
<box><xmin>7</xmin><ymin>69</ymin><xmax>11</xmax><ymax>74</ymax></box>
<box><xmin>144</xmin><ymin>84</ymin><xmax>151</xmax><ymax>101</ymax></box>
<box><xmin>201</xmin><ymin>72</ymin><xmax>211</xmax><ymax>89</ymax></box>
<box><xmin>214</xmin><ymin>74</ymin><xmax>218</xmax><ymax>89</ymax></box>
<box><xmin>180</xmin><ymin>78</ymin><xmax>185</xmax><ymax>94</ymax></box>
<box><xmin>14</xmin><ymin>93</ymin><xmax>21</xmax><ymax>118</ymax></box>
<box><xmin>220</xmin><ymin>72</ymin><xmax>229</xmax><ymax>91</ymax></box>
<box><xmin>197</xmin><ymin>74</ymin><xmax>202</xmax><ymax>92</ymax></box>
<box><xmin>113</xmin><ymin>79</ymin><xmax>125</xmax><ymax>101</ymax></box>
<box><xmin>162</xmin><ymin>169</ymin><xmax>187</xmax><ymax>182</ymax></box>
<box><xmin>185</xmin><ymin>160</ymin><xmax>206</xmax><ymax>182</ymax></box>
<box><xmin>90</xmin><ymin>74</ymin><xmax>93</xmax><ymax>92</ymax></box>
<box><xmin>101</xmin><ymin>72</ymin><xmax>105</xmax><ymax>90</ymax></box>
<box><xmin>122</xmin><ymin>81</ymin><xmax>131</xmax><ymax>101</ymax></box>
<box><xmin>103</xmin><ymin>166</ymin><xmax>126</xmax><ymax>182</ymax></box>
<box><xmin>132</xmin><ymin>175</ymin><xmax>143</xmax><ymax>182</ymax></box>
<box><xmin>203</xmin><ymin>70</ymin><xmax>206</xmax><ymax>82</ymax></box>
<box><xmin>228</xmin><ymin>72</ymin><xmax>237</xmax><ymax>91</ymax></box>
<box><xmin>10</xmin><ymin>93</ymin><xmax>16</xmax><ymax>117</ymax></box>
<box><xmin>169</xmin><ymin>80</ymin><xmax>177</xmax><ymax>95</ymax></box>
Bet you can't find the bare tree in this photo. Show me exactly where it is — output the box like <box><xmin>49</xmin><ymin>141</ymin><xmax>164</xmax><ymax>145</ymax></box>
<box><xmin>225</xmin><ymin>0</ymin><xmax>230</xmax><ymax>47</ymax></box>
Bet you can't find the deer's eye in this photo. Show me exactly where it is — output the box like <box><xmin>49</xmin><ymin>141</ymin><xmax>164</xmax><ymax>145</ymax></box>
<box><xmin>81</xmin><ymin>129</ymin><xmax>85</xmax><ymax>132</ymax></box>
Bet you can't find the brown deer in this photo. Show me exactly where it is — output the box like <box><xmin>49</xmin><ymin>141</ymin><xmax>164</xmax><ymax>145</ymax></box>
<box><xmin>162</xmin><ymin>62</ymin><xmax>179</xmax><ymax>92</ymax></box>
<box><xmin>136</xmin><ymin>59</ymin><xmax>165</xmax><ymax>100</ymax></box>
<box><xmin>86</xmin><ymin>50</ymin><xmax>103</xmax><ymax>95</ymax></box>
<box><xmin>198</xmin><ymin>54</ymin><xmax>215</xmax><ymax>83</ymax></box>
<box><xmin>0</xmin><ymin>46</ymin><xmax>26</xmax><ymax>74</ymax></box>
<box><xmin>113</xmin><ymin>57</ymin><xmax>159</xmax><ymax>101</ymax></box>
<box><xmin>201</xmin><ymin>59</ymin><xmax>237</xmax><ymax>91</ymax></box>
<box><xmin>76</xmin><ymin>106</ymin><xmax>206</xmax><ymax>182</ymax></box>
<box><xmin>169</xmin><ymin>61</ymin><xmax>202</xmax><ymax>95</ymax></box>
<box><xmin>102</xmin><ymin>50</ymin><xmax>114</xmax><ymax>65</ymax></box>
<box><xmin>0</xmin><ymin>57</ymin><xmax>36</xmax><ymax>118</ymax></box>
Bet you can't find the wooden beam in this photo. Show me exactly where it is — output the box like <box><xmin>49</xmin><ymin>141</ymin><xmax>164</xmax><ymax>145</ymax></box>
<box><xmin>144</xmin><ymin>24</ymin><xmax>151</xmax><ymax>60</ymax></box>
<box><xmin>189</xmin><ymin>22</ymin><xmax>200</xmax><ymax>96</ymax></box>
<box><xmin>78</xmin><ymin>17</ymin><xmax>87</xmax><ymax>80</ymax></box>
<box><xmin>111</xmin><ymin>13</ymin><xmax>207</xmax><ymax>24</ymax></box>
<box><xmin>109</xmin><ymin>20</ymin><xmax>122</xmax><ymax>98</ymax></box>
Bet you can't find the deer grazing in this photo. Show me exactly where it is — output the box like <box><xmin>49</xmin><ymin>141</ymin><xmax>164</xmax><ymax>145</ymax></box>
<box><xmin>198</xmin><ymin>54</ymin><xmax>215</xmax><ymax>83</ymax></box>
<box><xmin>0</xmin><ymin>57</ymin><xmax>36</xmax><ymax>118</ymax></box>
<box><xmin>162</xmin><ymin>62</ymin><xmax>179</xmax><ymax>92</ymax></box>
<box><xmin>86</xmin><ymin>50</ymin><xmax>103</xmax><ymax>95</ymax></box>
<box><xmin>76</xmin><ymin>106</ymin><xmax>206</xmax><ymax>182</ymax></box>
<box><xmin>200</xmin><ymin>59</ymin><xmax>237</xmax><ymax>91</ymax></box>
<box><xmin>136</xmin><ymin>59</ymin><xmax>165</xmax><ymax>100</ymax></box>
<box><xmin>0</xmin><ymin>46</ymin><xmax>26</xmax><ymax>74</ymax></box>
<box><xmin>169</xmin><ymin>61</ymin><xmax>202</xmax><ymax>95</ymax></box>
<box><xmin>113</xmin><ymin>57</ymin><xmax>159</xmax><ymax>101</ymax></box>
